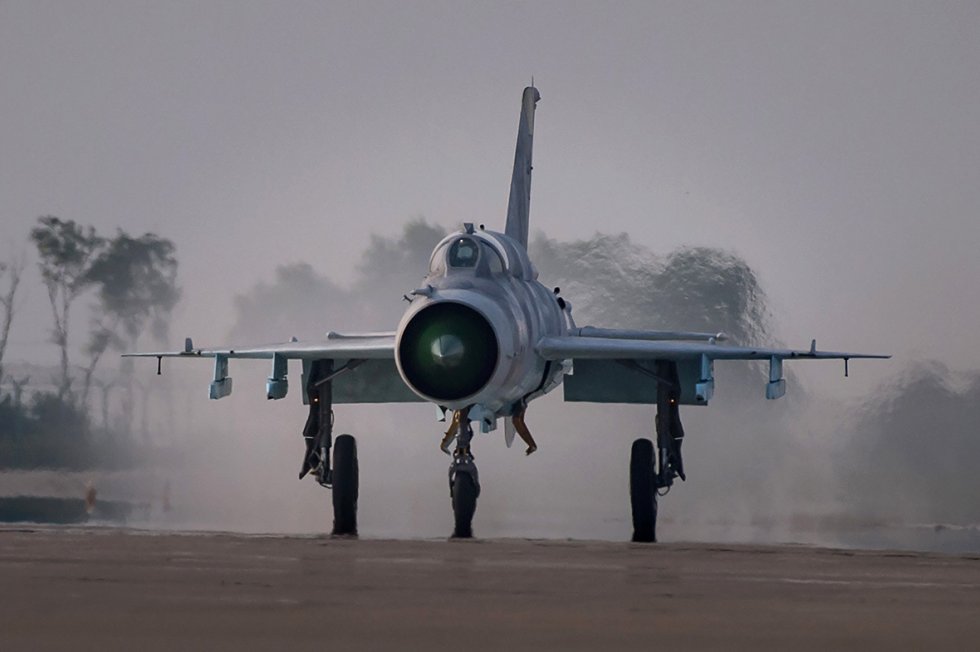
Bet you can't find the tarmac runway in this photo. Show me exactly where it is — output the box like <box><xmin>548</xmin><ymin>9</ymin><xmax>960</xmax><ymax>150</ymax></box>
<box><xmin>2</xmin><ymin>526</ymin><xmax>979</xmax><ymax>651</ymax></box>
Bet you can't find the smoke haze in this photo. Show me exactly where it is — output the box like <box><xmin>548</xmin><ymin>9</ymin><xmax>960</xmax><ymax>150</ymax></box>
<box><xmin>117</xmin><ymin>225</ymin><xmax>976</xmax><ymax>553</ymax></box>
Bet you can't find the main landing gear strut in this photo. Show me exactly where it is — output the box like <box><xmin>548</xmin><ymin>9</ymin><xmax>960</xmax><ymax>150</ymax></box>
<box><xmin>630</xmin><ymin>361</ymin><xmax>686</xmax><ymax>543</ymax></box>
<box><xmin>300</xmin><ymin>359</ymin><xmax>358</xmax><ymax>536</ymax></box>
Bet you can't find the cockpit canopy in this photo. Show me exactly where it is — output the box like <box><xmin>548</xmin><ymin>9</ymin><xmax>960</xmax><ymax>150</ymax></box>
<box><xmin>448</xmin><ymin>237</ymin><xmax>479</xmax><ymax>268</ymax></box>
<box><xmin>429</xmin><ymin>234</ymin><xmax>507</xmax><ymax>277</ymax></box>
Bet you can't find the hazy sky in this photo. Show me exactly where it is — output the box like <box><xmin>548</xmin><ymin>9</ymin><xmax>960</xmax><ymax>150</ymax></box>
<box><xmin>3</xmin><ymin>0</ymin><xmax>979</xmax><ymax>401</ymax></box>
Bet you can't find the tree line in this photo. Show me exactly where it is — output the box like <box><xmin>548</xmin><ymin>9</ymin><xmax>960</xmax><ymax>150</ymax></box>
<box><xmin>0</xmin><ymin>216</ymin><xmax>179</xmax><ymax>469</ymax></box>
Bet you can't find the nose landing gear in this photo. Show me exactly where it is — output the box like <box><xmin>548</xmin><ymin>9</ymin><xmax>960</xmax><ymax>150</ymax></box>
<box><xmin>445</xmin><ymin>407</ymin><xmax>480</xmax><ymax>538</ymax></box>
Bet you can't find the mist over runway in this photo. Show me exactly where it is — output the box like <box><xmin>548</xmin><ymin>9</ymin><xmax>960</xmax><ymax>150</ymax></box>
<box><xmin>1</xmin><ymin>526</ymin><xmax>979</xmax><ymax>651</ymax></box>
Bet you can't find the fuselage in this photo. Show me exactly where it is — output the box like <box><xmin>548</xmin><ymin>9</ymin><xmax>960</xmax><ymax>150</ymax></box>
<box><xmin>394</xmin><ymin>225</ymin><xmax>569</xmax><ymax>416</ymax></box>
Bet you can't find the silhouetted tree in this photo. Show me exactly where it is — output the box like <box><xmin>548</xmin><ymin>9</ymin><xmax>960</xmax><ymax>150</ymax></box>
<box><xmin>83</xmin><ymin>231</ymin><xmax>180</xmax><ymax>423</ymax></box>
<box><xmin>530</xmin><ymin>232</ymin><xmax>772</xmax><ymax>344</ymax></box>
<box><xmin>0</xmin><ymin>254</ymin><xmax>25</xmax><ymax>388</ymax></box>
<box><xmin>229</xmin><ymin>219</ymin><xmax>449</xmax><ymax>341</ymax></box>
<box><xmin>30</xmin><ymin>217</ymin><xmax>104</xmax><ymax>401</ymax></box>
<box><xmin>355</xmin><ymin>218</ymin><xmax>447</xmax><ymax>321</ymax></box>
<box><xmin>231</xmin><ymin>224</ymin><xmax>772</xmax><ymax>358</ymax></box>
<box><xmin>229</xmin><ymin>262</ymin><xmax>350</xmax><ymax>342</ymax></box>
<box><xmin>356</xmin><ymin>218</ymin><xmax>447</xmax><ymax>288</ymax></box>
<box><xmin>530</xmin><ymin>232</ymin><xmax>776</xmax><ymax>400</ymax></box>
<box><xmin>652</xmin><ymin>247</ymin><xmax>770</xmax><ymax>345</ymax></box>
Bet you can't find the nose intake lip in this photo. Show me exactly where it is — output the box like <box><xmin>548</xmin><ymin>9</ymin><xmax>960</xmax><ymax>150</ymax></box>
<box><xmin>398</xmin><ymin>302</ymin><xmax>499</xmax><ymax>402</ymax></box>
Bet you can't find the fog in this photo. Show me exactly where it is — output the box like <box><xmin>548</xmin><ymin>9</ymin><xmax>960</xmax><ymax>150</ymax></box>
<box><xmin>2</xmin><ymin>2</ymin><xmax>979</xmax><ymax>548</ymax></box>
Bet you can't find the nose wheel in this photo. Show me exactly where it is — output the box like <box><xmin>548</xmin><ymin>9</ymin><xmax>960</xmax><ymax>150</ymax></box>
<box><xmin>451</xmin><ymin>463</ymin><xmax>479</xmax><ymax>538</ymax></box>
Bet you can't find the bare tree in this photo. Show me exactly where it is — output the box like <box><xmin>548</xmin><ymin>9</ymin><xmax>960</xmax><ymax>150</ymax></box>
<box><xmin>0</xmin><ymin>254</ymin><xmax>25</xmax><ymax>387</ymax></box>
<box><xmin>93</xmin><ymin>377</ymin><xmax>117</xmax><ymax>434</ymax></box>
<box><xmin>29</xmin><ymin>216</ymin><xmax>104</xmax><ymax>401</ymax></box>
<box><xmin>80</xmin><ymin>320</ymin><xmax>119</xmax><ymax>411</ymax></box>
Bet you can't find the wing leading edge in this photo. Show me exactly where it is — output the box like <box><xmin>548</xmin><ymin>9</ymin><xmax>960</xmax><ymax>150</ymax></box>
<box><xmin>537</xmin><ymin>336</ymin><xmax>888</xmax><ymax>362</ymax></box>
<box><xmin>124</xmin><ymin>333</ymin><xmax>423</xmax><ymax>404</ymax></box>
<box><xmin>538</xmin><ymin>335</ymin><xmax>889</xmax><ymax>405</ymax></box>
<box><xmin>123</xmin><ymin>332</ymin><xmax>396</xmax><ymax>361</ymax></box>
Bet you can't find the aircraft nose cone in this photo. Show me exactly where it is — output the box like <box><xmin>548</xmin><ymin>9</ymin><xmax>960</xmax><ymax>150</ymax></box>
<box><xmin>431</xmin><ymin>334</ymin><xmax>465</xmax><ymax>368</ymax></box>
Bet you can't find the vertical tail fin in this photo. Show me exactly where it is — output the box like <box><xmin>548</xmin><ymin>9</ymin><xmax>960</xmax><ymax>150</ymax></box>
<box><xmin>505</xmin><ymin>86</ymin><xmax>540</xmax><ymax>249</ymax></box>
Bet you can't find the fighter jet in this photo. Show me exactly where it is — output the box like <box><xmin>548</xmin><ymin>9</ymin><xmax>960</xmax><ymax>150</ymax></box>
<box><xmin>127</xmin><ymin>87</ymin><xmax>887</xmax><ymax>541</ymax></box>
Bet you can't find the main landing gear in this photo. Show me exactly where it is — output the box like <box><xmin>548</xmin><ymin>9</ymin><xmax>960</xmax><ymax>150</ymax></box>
<box><xmin>296</xmin><ymin>356</ymin><xmax>681</xmax><ymax>543</ymax></box>
<box><xmin>630</xmin><ymin>361</ymin><xmax>686</xmax><ymax>543</ymax></box>
<box><xmin>300</xmin><ymin>359</ymin><xmax>359</xmax><ymax>536</ymax></box>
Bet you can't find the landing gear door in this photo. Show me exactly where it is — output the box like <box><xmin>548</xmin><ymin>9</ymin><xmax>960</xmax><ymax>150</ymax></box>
<box><xmin>301</xmin><ymin>359</ymin><xmax>313</xmax><ymax>405</ymax></box>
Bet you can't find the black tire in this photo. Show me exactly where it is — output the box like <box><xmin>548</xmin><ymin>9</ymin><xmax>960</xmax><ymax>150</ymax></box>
<box><xmin>451</xmin><ymin>472</ymin><xmax>478</xmax><ymax>539</ymax></box>
<box><xmin>331</xmin><ymin>434</ymin><xmax>358</xmax><ymax>536</ymax></box>
<box><xmin>630</xmin><ymin>438</ymin><xmax>657</xmax><ymax>543</ymax></box>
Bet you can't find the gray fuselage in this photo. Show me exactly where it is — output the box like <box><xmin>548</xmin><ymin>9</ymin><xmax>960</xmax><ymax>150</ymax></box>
<box><xmin>394</xmin><ymin>226</ymin><xmax>569</xmax><ymax>416</ymax></box>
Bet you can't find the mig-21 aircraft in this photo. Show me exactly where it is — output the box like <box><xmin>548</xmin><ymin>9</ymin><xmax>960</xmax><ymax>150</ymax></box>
<box><xmin>127</xmin><ymin>87</ymin><xmax>887</xmax><ymax>541</ymax></box>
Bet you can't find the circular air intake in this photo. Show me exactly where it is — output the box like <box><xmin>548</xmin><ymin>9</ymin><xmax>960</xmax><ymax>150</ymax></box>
<box><xmin>398</xmin><ymin>302</ymin><xmax>499</xmax><ymax>402</ymax></box>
